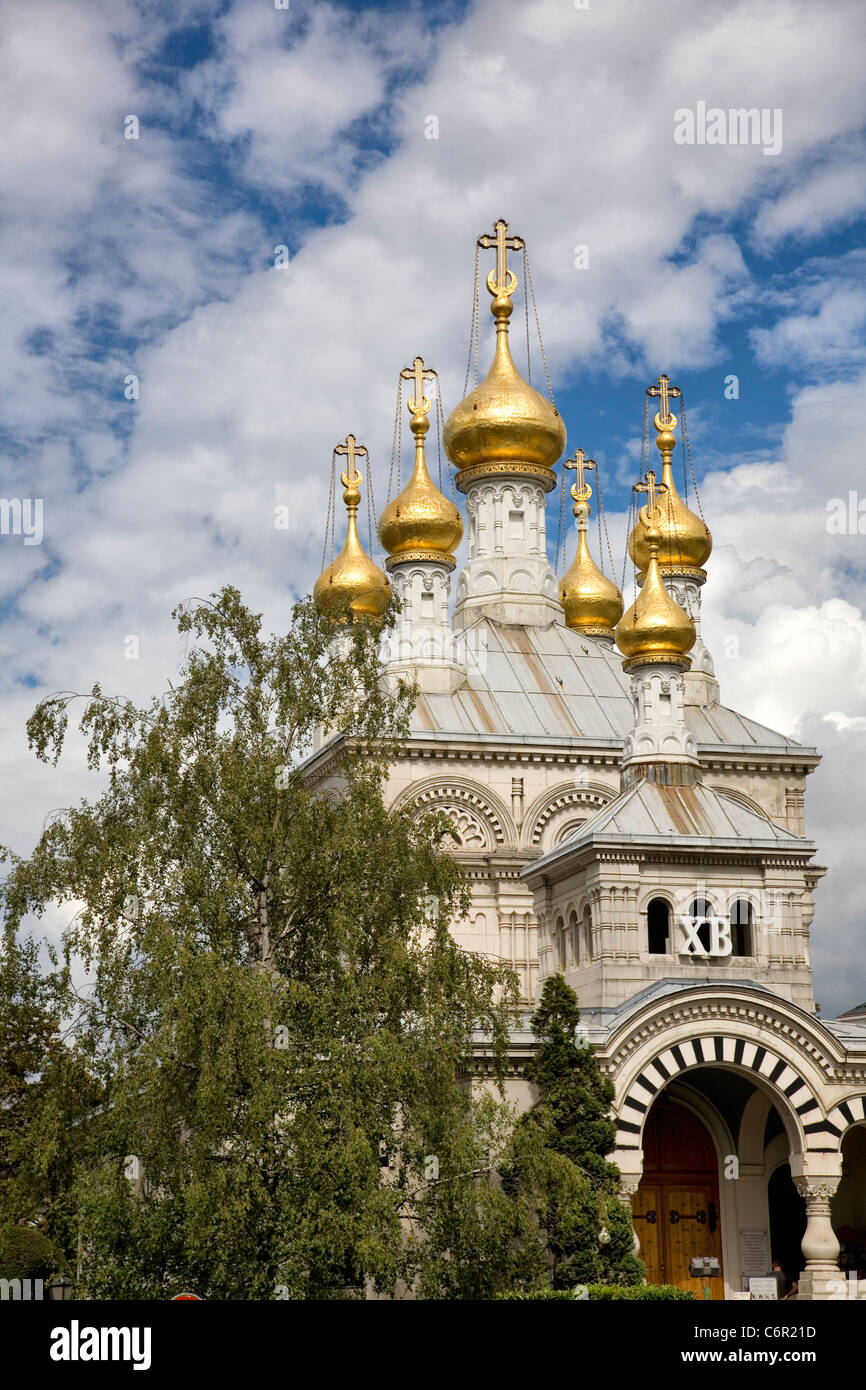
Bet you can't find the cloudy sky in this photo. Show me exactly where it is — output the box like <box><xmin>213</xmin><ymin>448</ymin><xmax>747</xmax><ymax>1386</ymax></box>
<box><xmin>1</xmin><ymin>0</ymin><xmax>865</xmax><ymax>1014</ymax></box>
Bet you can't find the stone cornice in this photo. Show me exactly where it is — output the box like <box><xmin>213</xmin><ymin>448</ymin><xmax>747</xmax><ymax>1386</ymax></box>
<box><xmin>300</xmin><ymin>733</ymin><xmax>818</xmax><ymax>786</ymax></box>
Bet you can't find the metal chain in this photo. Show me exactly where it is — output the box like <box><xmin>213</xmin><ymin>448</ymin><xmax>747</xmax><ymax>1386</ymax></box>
<box><xmin>366</xmin><ymin>449</ymin><xmax>384</xmax><ymax>565</ymax></box>
<box><xmin>463</xmin><ymin>242</ymin><xmax>480</xmax><ymax>398</ymax></box>
<box><xmin>436</xmin><ymin>390</ymin><xmax>458</xmax><ymax>504</ymax></box>
<box><xmin>523</xmin><ymin>246</ymin><xmax>532</xmax><ymax>386</ymax></box>
<box><xmin>556</xmin><ymin>464</ymin><xmax>567</xmax><ymax>579</ymax></box>
<box><xmin>321</xmin><ymin>448</ymin><xmax>337</xmax><ymax>570</ymax></box>
<box><xmin>387</xmin><ymin>373</ymin><xmax>402</xmax><ymax>504</ymax></box>
<box><xmin>431</xmin><ymin>368</ymin><xmax>443</xmax><ymax>489</ymax></box>
<box><xmin>641</xmin><ymin>390</ymin><xmax>649</xmax><ymax>480</ymax></box>
<box><xmin>594</xmin><ymin>463</ymin><xmax>617</xmax><ymax>580</ymax></box>
<box><xmin>523</xmin><ymin>247</ymin><xmax>555</xmax><ymax>404</ymax></box>
<box><xmin>620</xmin><ymin>486</ymin><xmax>636</xmax><ymax>597</ymax></box>
<box><xmin>679</xmin><ymin>398</ymin><xmax>706</xmax><ymax>522</ymax></box>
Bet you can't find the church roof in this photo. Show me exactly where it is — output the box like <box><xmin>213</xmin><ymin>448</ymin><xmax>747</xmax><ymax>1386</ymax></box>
<box><xmin>410</xmin><ymin>616</ymin><xmax>814</xmax><ymax>755</ymax></box>
<box><xmin>525</xmin><ymin>777</ymin><xmax>816</xmax><ymax>880</ymax></box>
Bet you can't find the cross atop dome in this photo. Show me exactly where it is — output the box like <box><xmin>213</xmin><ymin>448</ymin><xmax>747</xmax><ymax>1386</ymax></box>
<box><xmin>647</xmin><ymin>372</ymin><xmax>682</xmax><ymax>431</ymax></box>
<box><xmin>563</xmin><ymin>447</ymin><xmax>596</xmax><ymax>509</ymax></box>
<box><xmin>478</xmin><ymin>218</ymin><xmax>525</xmax><ymax>303</ymax></box>
<box><xmin>401</xmin><ymin>355</ymin><xmax>435</xmax><ymax>421</ymax></box>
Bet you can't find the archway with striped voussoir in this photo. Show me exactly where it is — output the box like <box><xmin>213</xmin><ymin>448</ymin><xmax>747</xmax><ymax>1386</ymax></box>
<box><xmin>614</xmin><ymin>1034</ymin><xmax>833</xmax><ymax>1154</ymax></box>
<box><xmin>825</xmin><ymin>1095</ymin><xmax>866</xmax><ymax>1144</ymax></box>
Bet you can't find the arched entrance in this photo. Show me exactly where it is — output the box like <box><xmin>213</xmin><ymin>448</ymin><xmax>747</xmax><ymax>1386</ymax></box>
<box><xmin>832</xmin><ymin>1125</ymin><xmax>866</xmax><ymax>1278</ymax></box>
<box><xmin>768</xmin><ymin>1163</ymin><xmax>806</xmax><ymax>1290</ymax></box>
<box><xmin>634</xmin><ymin>1094</ymin><xmax>725</xmax><ymax>1299</ymax></box>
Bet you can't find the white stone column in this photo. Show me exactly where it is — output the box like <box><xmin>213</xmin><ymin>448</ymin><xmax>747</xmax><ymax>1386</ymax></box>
<box><xmin>793</xmin><ymin>1176</ymin><xmax>842</xmax><ymax>1299</ymax></box>
<box><xmin>617</xmin><ymin>1173</ymin><xmax>644</xmax><ymax>1258</ymax></box>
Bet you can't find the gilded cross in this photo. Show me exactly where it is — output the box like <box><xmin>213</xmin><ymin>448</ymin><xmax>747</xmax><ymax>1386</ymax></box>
<box><xmin>335</xmin><ymin>434</ymin><xmax>367</xmax><ymax>490</ymax></box>
<box><xmin>400</xmin><ymin>355</ymin><xmax>435</xmax><ymax>417</ymax></box>
<box><xmin>563</xmin><ymin>447</ymin><xmax>596</xmax><ymax>505</ymax></box>
<box><xmin>647</xmin><ymin>373</ymin><xmax>682</xmax><ymax>427</ymax></box>
<box><xmin>478</xmin><ymin>218</ymin><xmax>525</xmax><ymax>298</ymax></box>
<box><xmin>634</xmin><ymin>469</ymin><xmax>667</xmax><ymax>520</ymax></box>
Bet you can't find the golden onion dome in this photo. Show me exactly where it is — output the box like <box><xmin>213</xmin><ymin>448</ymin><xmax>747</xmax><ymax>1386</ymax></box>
<box><xmin>559</xmin><ymin>450</ymin><xmax>623</xmax><ymax>639</ymax></box>
<box><xmin>443</xmin><ymin>220</ymin><xmax>565</xmax><ymax>488</ymax></box>
<box><xmin>313</xmin><ymin>437</ymin><xmax>390</xmax><ymax>621</ymax></box>
<box><xmin>616</xmin><ymin>507</ymin><xmax>695</xmax><ymax>670</ymax></box>
<box><xmin>378</xmin><ymin>357</ymin><xmax>463</xmax><ymax>564</ymax></box>
<box><xmin>628</xmin><ymin>404</ymin><xmax>711</xmax><ymax>576</ymax></box>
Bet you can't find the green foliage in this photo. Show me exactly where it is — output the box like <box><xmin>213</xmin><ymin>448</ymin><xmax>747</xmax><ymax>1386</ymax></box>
<box><xmin>1</xmin><ymin>590</ymin><xmax>522</xmax><ymax>1299</ymax></box>
<box><xmin>501</xmin><ymin>974</ymin><xmax>645</xmax><ymax>1289</ymax></box>
<box><xmin>496</xmin><ymin>1284</ymin><xmax>695</xmax><ymax>1300</ymax></box>
<box><xmin>0</xmin><ymin>1223</ymin><xmax>64</xmax><ymax>1279</ymax></box>
<box><xmin>0</xmin><ymin>926</ymin><xmax>99</xmax><ymax>1264</ymax></box>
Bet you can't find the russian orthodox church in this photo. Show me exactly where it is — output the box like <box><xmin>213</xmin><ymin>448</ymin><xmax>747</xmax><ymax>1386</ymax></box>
<box><xmin>308</xmin><ymin>221</ymin><xmax>866</xmax><ymax>1300</ymax></box>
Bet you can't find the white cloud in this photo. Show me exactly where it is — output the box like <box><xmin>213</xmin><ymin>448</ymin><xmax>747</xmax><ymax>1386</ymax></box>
<box><xmin>2</xmin><ymin>0</ymin><xmax>866</xmax><ymax>1013</ymax></box>
<box><xmin>752</xmin><ymin>151</ymin><xmax>866</xmax><ymax>246</ymax></box>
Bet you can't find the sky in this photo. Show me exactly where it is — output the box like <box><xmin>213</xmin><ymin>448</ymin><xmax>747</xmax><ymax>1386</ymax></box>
<box><xmin>1</xmin><ymin>0</ymin><xmax>865</xmax><ymax>1015</ymax></box>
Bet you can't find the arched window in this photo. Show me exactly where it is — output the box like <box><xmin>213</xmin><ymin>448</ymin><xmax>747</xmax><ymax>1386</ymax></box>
<box><xmin>647</xmin><ymin>898</ymin><xmax>669</xmax><ymax>954</ymax></box>
<box><xmin>582</xmin><ymin>905</ymin><xmax>593</xmax><ymax>963</ymax></box>
<box><xmin>730</xmin><ymin>899</ymin><xmax>753</xmax><ymax>957</ymax></box>
<box><xmin>556</xmin><ymin>916</ymin><xmax>566</xmax><ymax>972</ymax></box>
<box><xmin>690</xmin><ymin>897</ymin><xmax>713</xmax><ymax>954</ymax></box>
<box><xmin>569</xmin><ymin>910</ymin><xmax>579</xmax><ymax>966</ymax></box>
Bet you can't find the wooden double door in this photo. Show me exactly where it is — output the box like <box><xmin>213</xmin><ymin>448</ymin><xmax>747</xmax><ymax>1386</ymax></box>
<box><xmin>633</xmin><ymin>1095</ymin><xmax>725</xmax><ymax>1299</ymax></box>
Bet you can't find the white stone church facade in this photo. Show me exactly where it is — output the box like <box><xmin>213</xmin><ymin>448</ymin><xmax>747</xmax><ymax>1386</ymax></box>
<box><xmin>308</xmin><ymin>225</ymin><xmax>866</xmax><ymax>1300</ymax></box>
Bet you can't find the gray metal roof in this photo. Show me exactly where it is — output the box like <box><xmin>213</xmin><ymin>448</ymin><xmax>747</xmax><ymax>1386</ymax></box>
<box><xmin>410</xmin><ymin>617</ymin><xmax>808</xmax><ymax>753</ymax></box>
<box><xmin>524</xmin><ymin>778</ymin><xmax>816</xmax><ymax>880</ymax></box>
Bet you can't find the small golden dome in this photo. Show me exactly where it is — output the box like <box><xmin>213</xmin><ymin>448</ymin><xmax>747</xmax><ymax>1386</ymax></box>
<box><xmin>378</xmin><ymin>357</ymin><xmax>463</xmax><ymax>563</ymax></box>
<box><xmin>313</xmin><ymin>437</ymin><xmax>390</xmax><ymax>621</ymax></box>
<box><xmin>559</xmin><ymin>450</ymin><xmax>623</xmax><ymax>638</ymax></box>
<box><xmin>628</xmin><ymin>409</ymin><xmax>712</xmax><ymax>575</ymax></box>
<box><xmin>616</xmin><ymin>509</ymin><xmax>695</xmax><ymax>669</ymax></box>
<box><xmin>443</xmin><ymin>221</ymin><xmax>565</xmax><ymax>486</ymax></box>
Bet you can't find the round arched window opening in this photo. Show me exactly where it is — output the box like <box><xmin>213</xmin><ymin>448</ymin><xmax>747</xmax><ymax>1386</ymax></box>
<box><xmin>730</xmin><ymin>898</ymin><xmax>753</xmax><ymax>957</ymax></box>
<box><xmin>647</xmin><ymin>898</ymin><xmax>669</xmax><ymax>955</ymax></box>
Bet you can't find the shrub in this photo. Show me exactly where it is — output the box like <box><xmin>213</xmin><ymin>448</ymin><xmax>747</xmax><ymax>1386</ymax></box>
<box><xmin>496</xmin><ymin>1283</ymin><xmax>694</xmax><ymax>1301</ymax></box>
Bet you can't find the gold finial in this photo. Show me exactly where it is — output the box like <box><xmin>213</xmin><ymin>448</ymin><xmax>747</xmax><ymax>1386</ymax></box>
<box><xmin>335</xmin><ymin>433</ymin><xmax>366</xmax><ymax>507</ymax></box>
<box><xmin>443</xmin><ymin>219</ymin><xmax>566</xmax><ymax>482</ymax></box>
<box><xmin>478</xmin><ymin>217</ymin><xmax>525</xmax><ymax>304</ymax></box>
<box><xmin>313</xmin><ymin>435</ymin><xmax>391</xmax><ymax>621</ymax></box>
<box><xmin>564</xmin><ymin>447</ymin><xmax>596</xmax><ymax>511</ymax></box>
<box><xmin>559</xmin><ymin>449</ymin><xmax>623</xmax><ymax>638</ymax></box>
<box><xmin>378</xmin><ymin>359</ymin><xmax>463</xmax><ymax>565</ymax></box>
<box><xmin>616</xmin><ymin>473</ymin><xmax>695</xmax><ymax>669</ymax></box>
<box><xmin>627</xmin><ymin>375</ymin><xmax>712</xmax><ymax>576</ymax></box>
<box><xmin>647</xmin><ymin>373</ymin><xmax>682</xmax><ymax>432</ymax></box>
<box><xmin>633</xmin><ymin>468</ymin><xmax>666</xmax><ymax>524</ymax></box>
<box><xmin>401</xmin><ymin>355</ymin><xmax>434</xmax><ymax>429</ymax></box>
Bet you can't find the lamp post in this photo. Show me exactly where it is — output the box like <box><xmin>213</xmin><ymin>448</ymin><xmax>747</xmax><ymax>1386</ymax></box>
<box><xmin>49</xmin><ymin>1277</ymin><xmax>74</xmax><ymax>1301</ymax></box>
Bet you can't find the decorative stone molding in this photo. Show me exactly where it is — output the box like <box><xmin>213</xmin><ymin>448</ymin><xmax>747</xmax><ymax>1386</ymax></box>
<box><xmin>454</xmin><ymin>475</ymin><xmax>561</xmax><ymax>626</ymax></box>
<box><xmin>522</xmin><ymin>782</ymin><xmax>613</xmax><ymax>849</ymax></box>
<box><xmin>622</xmin><ymin>664</ymin><xmax>699</xmax><ymax>773</ymax></box>
<box><xmin>607</xmin><ymin>996</ymin><xmax>840</xmax><ymax>1080</ymax></box>
<box><xmin>793</xmin><ymin>1178</ymin><xmax>841</xmax><ymax>1201</ymax></box>
<box><xmin>389</xmin><ymin>777</ymin><xmax>516</xmax><ymax>847</ymax></box>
